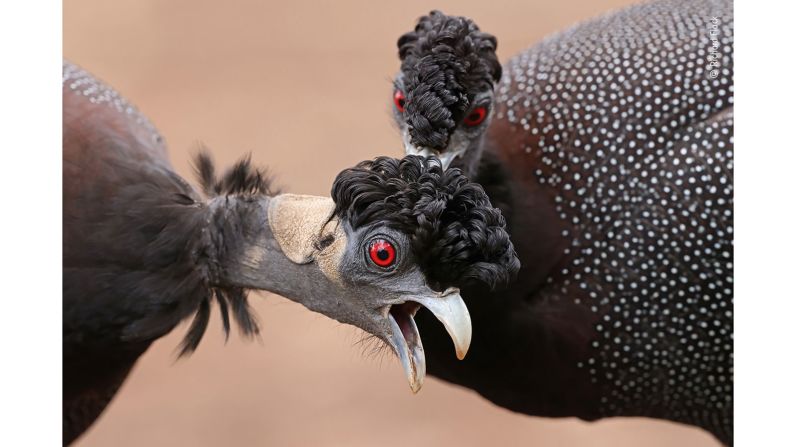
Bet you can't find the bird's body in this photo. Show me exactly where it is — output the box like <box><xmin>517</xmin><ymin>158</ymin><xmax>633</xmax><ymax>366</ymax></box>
<box><xmin>63</xmin><ymin>63</ymin><xmax>211</xmax><ymax>441</ymax></box>
<box><xmin>394</xmin><ymin>1</ymin><xmax>733</xmax><ymax>443</ymax></box>
<box><xmin>63</xmin><ymin>62</ymin><xmax>519</xmax><ymax>444</ymax></box>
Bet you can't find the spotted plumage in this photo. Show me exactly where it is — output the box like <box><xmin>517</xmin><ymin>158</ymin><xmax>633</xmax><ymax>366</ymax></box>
<box><xmin>394</xmin><ymin>0</ymin><xmax>733</xmax><ymax>444</ymax></box>
<box><xmin>63</xmin><ymin>63</ymin><xmax>165</xmax><ymax>151</ymax></box>
<box><xmin>63</xmin><ymin>62</ymin><xmax>519</xmax><ymax>444</ymax></box>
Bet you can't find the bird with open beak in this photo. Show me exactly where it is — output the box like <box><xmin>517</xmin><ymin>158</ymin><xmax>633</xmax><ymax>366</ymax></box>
<box><xmin>198</xmin><ymin>153</ymin><xmax>520</xmax><ymax>392</ymax></box>
<box><xmin>63</xmin><ymin>62</ymin><xmax>520</xmax><ymax>443</ymax></box>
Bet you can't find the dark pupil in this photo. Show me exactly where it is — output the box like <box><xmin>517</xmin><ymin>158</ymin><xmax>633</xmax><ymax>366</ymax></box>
<box><xmin>376</xmin><ymin>249</ymin><xmax>389</xmax><ymax>260</ymax></box>
<box><xmin>398</xmin><ymin>99</ymin><xmax>405</xmax><ymax>107</ymax></box>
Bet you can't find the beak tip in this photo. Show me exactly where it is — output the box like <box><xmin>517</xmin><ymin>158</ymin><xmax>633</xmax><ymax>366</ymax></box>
<box><xmin>408</xmin><ymin>369</ymin><xmax>424</xmax><ymax>393</ymax></box>
<box><xmin>456</xmin><ymin>336</ymin><xmax>472</xmax><ymax>360</ymax></box>
<box><xmin>414</xmin><ymin>289</ymin><xmax>473</xmax><ymax>365</ymax></box>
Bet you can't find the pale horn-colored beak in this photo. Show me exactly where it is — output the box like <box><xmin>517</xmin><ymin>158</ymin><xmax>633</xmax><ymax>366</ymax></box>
<box><xmin>404</xmin><ymin>144</ymin><xmax>461</xmax><ymax>170</ymax></box>
<box><xmin>405</xmin><ymin>144</ymin><xmax>439</xmax><ymax>159</ymax></box>
<box><xmin>414</xmin><ymin>288</ymin><xmax>472</xmax><ymax>360</ymax></box>
<box><xmin>387</xmin><ymin>287</ymin><xmax>472</xmax><ymax>393</ymax></box>
<box><xmin>436</xmin><ymin>152</ymin><xmax>460</xmax><ymax>171</ymax></box>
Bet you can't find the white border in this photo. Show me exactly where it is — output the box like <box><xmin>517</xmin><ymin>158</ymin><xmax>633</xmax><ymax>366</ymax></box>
<box><xmin>0</xmin><ymin>0</ymin><xmax>62</xmax><ymax>445</ymax></box>
<box><xmin>735</xmin><ymin>0</ymin><xmax>795</xmax><ymax>445</ymax></box>
<box><xmin>0</xmin><ymin>0</ymin><xmax>790</xmax><ymax>444</ymax></box>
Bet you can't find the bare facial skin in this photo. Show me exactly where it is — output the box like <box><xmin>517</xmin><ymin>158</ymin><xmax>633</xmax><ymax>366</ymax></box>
<box><xmin>266</xmin><ymin>194</ymin><xmax>472</xmax><ymax>392</ymax></box>
<box><xmin>393</xmin><ymin>72</ymin><xmax>496</xmax><ymax>175</ymax></box>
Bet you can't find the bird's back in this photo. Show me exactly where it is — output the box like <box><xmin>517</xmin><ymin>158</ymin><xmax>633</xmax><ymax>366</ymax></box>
<box><xmin>63</xmin><ymin>62</ymin><xmax>208</xmax><ymax>443</ymax></box>
<box><xmin>422</xmin><ymin>0</ymin><xmax>733</xmax><ymax>443</ymax></box>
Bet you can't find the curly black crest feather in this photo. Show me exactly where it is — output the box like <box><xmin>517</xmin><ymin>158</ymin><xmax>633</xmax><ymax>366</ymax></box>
<box><xmin>397</xmin><ymin>11</ymin><xmax>501</xmax><ymax>149</ymax></box>
<box><xmin>331</xmin><ymin>155</ymin><xmax>519</xmax><ymax>291</ymax></box>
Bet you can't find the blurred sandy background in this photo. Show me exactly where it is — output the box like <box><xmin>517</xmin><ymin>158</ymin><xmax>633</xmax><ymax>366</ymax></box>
<box><xmin>64</xmin><ymin>1</ymin><xmax>720</xmax><ymax>445</ymax></box>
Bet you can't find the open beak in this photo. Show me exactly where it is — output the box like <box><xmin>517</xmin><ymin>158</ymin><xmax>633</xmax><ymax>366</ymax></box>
<box><xmin>268</xmin><ymin>194</ymin><xmax>472</xmax><ymax>393</ymax></box>
<box><xmin>386</xmin><ymin>287</ymin><xmax>472</xmax><ymax>393</ymax></box>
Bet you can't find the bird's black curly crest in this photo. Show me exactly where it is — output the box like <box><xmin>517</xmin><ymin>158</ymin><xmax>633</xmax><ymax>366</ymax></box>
<box><xmin>397</xmin><ymin>11</ymin><xmax>501</xmax><ymax>149</ymax></box>
<box><xmin>331</xmin><ymin>155</ymin><xmax>519</xmax><ymax>291</ymax></box>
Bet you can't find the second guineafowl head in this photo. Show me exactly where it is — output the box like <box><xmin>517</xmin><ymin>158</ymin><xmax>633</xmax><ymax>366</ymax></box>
<box><xmin>392</xmin><ymin>10</ymin><xmax>501</xmax><ymax>175</ymax></box>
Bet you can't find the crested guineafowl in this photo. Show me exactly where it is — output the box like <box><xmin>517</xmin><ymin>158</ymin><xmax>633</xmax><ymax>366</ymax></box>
<box><xmin>389</xmin><ymin>0</ymin><xmax>733</xmax><ymax>444</ymax></box>
<box><xmin>63</xmin><ymin>62</ymin><xmax>519</xmax><ymax>444</ymax></box>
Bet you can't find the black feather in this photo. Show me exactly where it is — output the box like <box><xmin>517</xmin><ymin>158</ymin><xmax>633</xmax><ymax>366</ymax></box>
<box><xmin>216</xmin><ymin>290</ymin><xmax>231</xmax><ymax>342</ymax></box>
<box><xmin>83</xmin><ymin>152</ymin><xmax>270</xmax><ymax>356</ymax></box>
<box><xmin>221</xmin><ymin>287</ymin><xmax>260</xmax><ymax>338</ymax></box>
<box><xmin>194</xmin><ymin>150</ymin><xmax>277</xmax><ymax>198</ymax></box>
<box><xmin>178</xmin><ymin>297</ymin><xmax>211</xmax><ymax>357</ymax></box>
<box><xmin>194</xmin><ymin>148</ymin><xmax>219</xmax><ymax>197</ymax></box>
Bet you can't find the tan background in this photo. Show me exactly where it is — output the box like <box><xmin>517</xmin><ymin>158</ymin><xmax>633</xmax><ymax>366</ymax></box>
<box><xmin>64</xmin><ymin>1</ymin><xmax>720</xmax><ymax>445</ymax></box>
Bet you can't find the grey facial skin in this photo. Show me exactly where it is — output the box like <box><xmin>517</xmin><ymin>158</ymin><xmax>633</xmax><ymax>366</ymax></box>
<box><xmin>392</xmin><ymin>73</ymin><xmax>495</xmax><ymax>176</ymax></box>
<box><xmin>215</xmin><ymin>193</ymin><xmax>471</xmax><ymax>393</ymax></box>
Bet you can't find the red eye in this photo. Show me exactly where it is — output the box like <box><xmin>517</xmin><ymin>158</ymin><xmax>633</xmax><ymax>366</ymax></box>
<box><xmin>394</xmin><ymin>90</ymin><xmax>406</xmax><ymax>112</ymax></box>
<box><xmin>368</xmin><ymin>239</ymin><xmax>396</xmax><ymax>268</ymax></box>
<box><xmin>463</xmin><ymin>106</ymin><xmax>487</xmax><ymax>126</ymax></box>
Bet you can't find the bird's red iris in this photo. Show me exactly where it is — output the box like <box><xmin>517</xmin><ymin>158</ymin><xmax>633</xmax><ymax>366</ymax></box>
<box><xmin>463</xmin><ymin>106</ymin><xmax>488</xmax><ymax>126</ymax></box>
<box><xmin>394</xmin><ymin>90</ymin><xmax>406</xmax><ymax>112</ymax></box>
<box><xmin>369</xmin><ymin>239</ymin><xmax>396</xmax><ymax>268</ymax></box>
